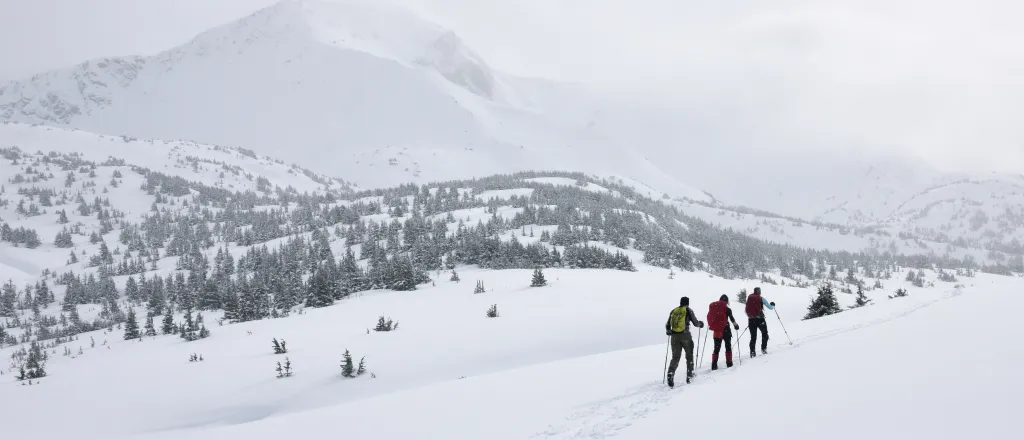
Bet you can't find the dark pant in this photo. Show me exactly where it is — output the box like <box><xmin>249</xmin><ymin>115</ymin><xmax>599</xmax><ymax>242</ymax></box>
<box><xmin>667</xmin><ymin>331</ymin><xmax>694</xmax><ymax>378</ymax></box>
<box><xmin>749</xmin><ymin>317</ymin><xmax>769</xmax><ymax>352</ymax></box>
<box><xmin>712</xmin><ymin>327</ymin><xmax>733</xmax><ymax>366</ymax></box>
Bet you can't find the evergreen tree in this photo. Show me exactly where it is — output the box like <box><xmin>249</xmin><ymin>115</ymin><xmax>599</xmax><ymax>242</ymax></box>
<box><xmin>54</xmin><ymin>230</ymin><xmax>74</xmax><ymax>248</ymax></box>
<box><xmin>123</xmin><ymin>308</ymin><xmax>141</xmax><ymax>340</ymax></box>
<box><xmin>161</xmin><ymin>310</ymin><xmax>174</xmax><ymax>335</ymax></box>
<box><xmin>531</xmin><ymin>268</ymin><xmax>547</xmax><ymax>287</ymax></box>
<box><xmin>98</xmin><ymin>242</ymin><xmax>112</xmax><ymax>264</ymax></box>
<box><xmin>804</xmin><ymin>283</ymin><xmax>843</xmax><ymax>320</ymax></box>
<box><xmin>36</xmin><ymin>280</ymin><xmax>52</xmax><ymax>307</ymax></box>
<box><xmin>272</xmin><ymin>338</ymin><xmax>287</xmax><ymax>354</ymax></box>
<box><xmin>356</xmin><ymin>356</ymin><xmax>367</xmax><ymax>376</ymax></box>
<box><xmin>737</xmin><ymin>288</ymin><xmax>748</xmax><ymax>304</ymax></box>
<box><xmin>851</xmin><ymin>285</ymin><xmax>872</xmax><ymax>309</ymax></box>
<box><xmin>486</xmin><ymin>304</ymin><xmax>499</xmax><ymax>318</ymax></box>
<box><xmin>0</xmin><ymin>281</ymin><xmax>16</xmax><ymax>317</ymax></box>
<box><xmin>474</xmin><ymin>280</ymin><xmax>486</xmax><ymax>294</ymax></box>
<box><xmin>180</xmin><ymin>307</ymin><xmax>197</xmax><ymax>341</ymax></box>
<box><xmin>341</xmin><ymin>349</ymin><xmax>355</xmax><ymax>378</ymax></box>
<box><xmin>125</xmin><ymin>276</ymin><xmax>141</xmax><ymax>302</ymax></box>
<box><xmin>24</xmin><ymin>341</ymin><xmax>47</xmax><ymax>379</ymax></box>
<box><xmin>305</xmin><ymin>266</ymin><xmax>335</xmax><ymax>308</ymax></box>
<box><xmin>144</xmin><ymin>314</ymin><xmax>157</xmax><ymax>336</ymax></box>
<box><xmin>68</xmin><ymin>305</ymin><xmax>81</xmax><ymax>328</ymax></box>
<box><xmin>450</xmin><ymin>270</ymin><xmax>460</xmax><ymax>282</ymax></box>
<box><xmin>374</xmin><ymin>316</ymin><xmax>397</xmax><ymax>332</ymax></box>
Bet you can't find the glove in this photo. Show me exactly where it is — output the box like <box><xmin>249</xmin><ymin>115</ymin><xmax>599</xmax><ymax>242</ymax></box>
<box><xmin>698</xmin><ymin>321</ymin><xmax>705</xmax><ymax>328</ymax></box>
<box><xmin>770</xmin><ymin>302</ymin><xmax>776</xmax><ymax>306</ymax></box>
<box><xmin>734</xmin><ymin>324</ymin><xmax>740</xmax><ymax>330</ymax></box>
<box><xmin>666</xmin><ymin>330</ymin><xmax>674</xmax><ymax>336</ymax></box>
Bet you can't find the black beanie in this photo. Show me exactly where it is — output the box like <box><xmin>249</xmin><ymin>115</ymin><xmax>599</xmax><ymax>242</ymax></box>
<box><xmin>680</xmin><ymin>296</ymin><xmax>690</xmax><ymax>306</ymax></box>
<box><xmin>754</xmin><ymin>287</ymin><xmax>761</xmax><ymax>294</ymax></box>
<box><xmin>720</xmin><ymin>294</ymin><xmax>729</xmax><ymax>302</ymax></box>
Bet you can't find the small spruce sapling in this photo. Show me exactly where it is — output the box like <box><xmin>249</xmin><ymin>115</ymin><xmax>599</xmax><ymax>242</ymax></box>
<box><xmin>486</xmin><ymin>304</ymin><xmax>499</xmax><ymax>318</ymax></box>
<box><xmin>889</xmin><ymin>288</ymin><xmax>909</xmax><ymax>299</ymax></box>
<box><xmin>282</xmin><ymin>357</ymin><xmax>292</xmax><ymax>377</ymax></box>
<box><xmin>450</xmin><ymin>270</ymin><xmax>460</xmax><ymax>282</ymax></box>
<box><xmin>530</xmin><ymin>268</ymin><xmax>547</xmax><ymax>287</ymax></box>
<box><xmin>474</xmin><ymin>280</ymin><xmax>485</xmax><ymax>294</ymax></box>
<box><xmin>144</xmin><ymin>314</ymin><xmax>157</xmax><ymax>337</ymax></box>
<box><xmin>272</xmin><ymin>338</ymin><xmax>287</xmax><ymax>354</ymax></box>
<box><xmin>851</xmin><ymin>285</ymin><xmax>872</xmax><ymax>309</ymax></box>
<box><xmin>341</xmin><ymin>349</ymin><xmax>355</xmax><ymax>378</ymax></box>
<box><xmin>374</xmin><ymin>316</ymin><xmax>397</xmax><ymax>332</ymax></box>
<box><xmin>357</xmin><ymin>357</ymin><xmax>366</xmax><ymax>376</ymax></box>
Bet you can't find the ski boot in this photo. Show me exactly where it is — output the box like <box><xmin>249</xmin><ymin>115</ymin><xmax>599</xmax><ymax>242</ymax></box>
<box><xmin>750</xmin><ymin>350</ymin><xmax>756</xmax><ymax>358</ymax></box>
<box><xmin>667</xmin><ymin>372</ymin><xmax>675</xmax><ymax>388</ymax></box>
<box><xmin>726</xmin><ymin>352</ymin><xmax>734</xmax><ymax>368</ymax></box>
<box><xmin>686</xmin><ymin>371</ymin><xmax>694</xmax><ymax>384</ymax></box>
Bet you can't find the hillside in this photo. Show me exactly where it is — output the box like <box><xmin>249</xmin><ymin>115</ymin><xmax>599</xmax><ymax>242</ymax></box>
<box><xmin>117</xmin><ymin>275</ymin><xmax>1018</xmax><ymax>440</ymax></box>
<box><xmin>1</xmin><ymin>259</ymin><xmax>1018</xmax><ymax>439</ymax></box>
<box><xmin>0</xmin><ymin>0</ymin><xmax>690</xmax><ymax>199</ymax></box>
<box><xmin>1</xmin><ymin>119</ymin><xmax>1019</xmax><ymax>440</ymax></box>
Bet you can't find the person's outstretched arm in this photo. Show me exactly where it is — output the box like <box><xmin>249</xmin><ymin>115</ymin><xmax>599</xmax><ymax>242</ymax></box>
<box><xmin>687</xmin><ymin>308</ymin><xmax>704</xmax><ymax>328</ymax></box>
<box><xmin>762</xmin><ymin>297</ymin><xmax>775</xmax><ymax>310</ymax></box>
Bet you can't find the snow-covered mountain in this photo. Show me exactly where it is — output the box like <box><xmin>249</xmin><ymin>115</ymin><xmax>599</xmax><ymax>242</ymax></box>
<box><xmin>0</xmin><ymin>0</ymin><xmax>688</xmax><ymax>198</ymax></box>
<box><xmin>2</xmin><ymin>0</ymin><xmax>1022</xmax><ymax>259</ymax></box>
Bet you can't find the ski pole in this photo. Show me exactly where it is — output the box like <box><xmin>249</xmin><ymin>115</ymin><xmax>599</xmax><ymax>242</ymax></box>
<box><xmin>662</xmin><ymin>335</ymin><xmax>670</xmax><ymax>384</ymax></box>
<box><xmin>698</xmin><ymin>326</ymin><xmax>709</xmax><ymax>368</ymax></box>
<box><xmin>693</xmin><ymin>327</ymin><xmax>699</xmax><ymax>370</ymax></box>
<box><xmin>773</xmin><ymin>308</ymin><xmax>793</xmax><ymax>345</ymax></box>
<box><xmin>735</xmin><ymin>326</ymin><xmax>747</xmax><ymax>363</ymax></box>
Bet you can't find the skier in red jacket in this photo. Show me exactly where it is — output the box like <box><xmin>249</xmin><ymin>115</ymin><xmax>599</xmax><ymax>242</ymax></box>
<box><xmin>707</xmin><ymin>294</ymin><xmax>740</xmax><ymax>370</ymax></box>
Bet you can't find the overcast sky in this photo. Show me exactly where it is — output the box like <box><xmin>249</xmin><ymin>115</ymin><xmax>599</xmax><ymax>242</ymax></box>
<box><xmin>2</xmin><ymin>0</ymin><xmax>1021</xmax><ymax>174</ymax></box>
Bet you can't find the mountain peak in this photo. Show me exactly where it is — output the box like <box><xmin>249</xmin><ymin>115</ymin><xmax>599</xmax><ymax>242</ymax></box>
<box><xmin>174</xmin><ymin>0</ymin><xmax>496</xmax><ymax>98</ymax></box>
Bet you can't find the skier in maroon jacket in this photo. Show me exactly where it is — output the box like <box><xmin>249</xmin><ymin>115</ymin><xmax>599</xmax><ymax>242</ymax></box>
<box><xmin>746</xmin><ymin>287</ymin><xmax>776</xmax><ymax>357</ymax></box>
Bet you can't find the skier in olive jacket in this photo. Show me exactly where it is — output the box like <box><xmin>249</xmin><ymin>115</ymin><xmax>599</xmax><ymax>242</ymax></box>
<box><xmin>665</xmin><ymin>296</ymin><xmax>704</xmax><ymax>388</ymax></box>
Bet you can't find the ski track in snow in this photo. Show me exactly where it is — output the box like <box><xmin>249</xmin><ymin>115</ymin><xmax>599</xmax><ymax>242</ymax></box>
<box><xmin>529</xmin><ymin>382</ymin><xmax>671</xmax><ymax>440</ymax></box>
<box><xmin>529</xmin><ymin>287</ymin><xmax>963</xmax><ymax>440</ymax></box>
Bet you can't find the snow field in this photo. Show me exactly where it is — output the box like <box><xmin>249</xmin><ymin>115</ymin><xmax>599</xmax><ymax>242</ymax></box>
<box><xmin>1</xmin><ymin>263</ymin><xmax>1004</xmax><ymax>439</ymax></box>
<box><xmin>110</xmin><ymin>271</ymin><xmax>1023</xmax><ymax>440</ymax></box>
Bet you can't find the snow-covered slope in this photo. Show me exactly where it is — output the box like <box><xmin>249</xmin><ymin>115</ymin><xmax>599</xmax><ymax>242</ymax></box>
<box><xmin>0</xmin><ymin>122</ymin><xmax>353</xmax><ymax>196</ymax></box>
<box><xmin>0</xmin><ymin>0</ymin><xmax>689</xmax><ymax>198</ymax></box>
<box><xmin>1</xmin><ymin>264</ymin><xmax>1017</xmax><ymax>440</ymax></box>
<box><xmin>1</xmin><ymin>116</ymin><xmax>1018</xmax><ymax>440</ymax></box>
<box><xmin>876</xmin><ymin>176</ymin><xmax>1024</xmax><ymax>252</ymax></box>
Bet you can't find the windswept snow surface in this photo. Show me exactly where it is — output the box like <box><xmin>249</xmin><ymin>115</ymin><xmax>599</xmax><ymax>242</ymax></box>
<box><xmin>2</xmin><ymin>265</ymin><xmax>1018</xmax><ymax>440</ymax></box>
